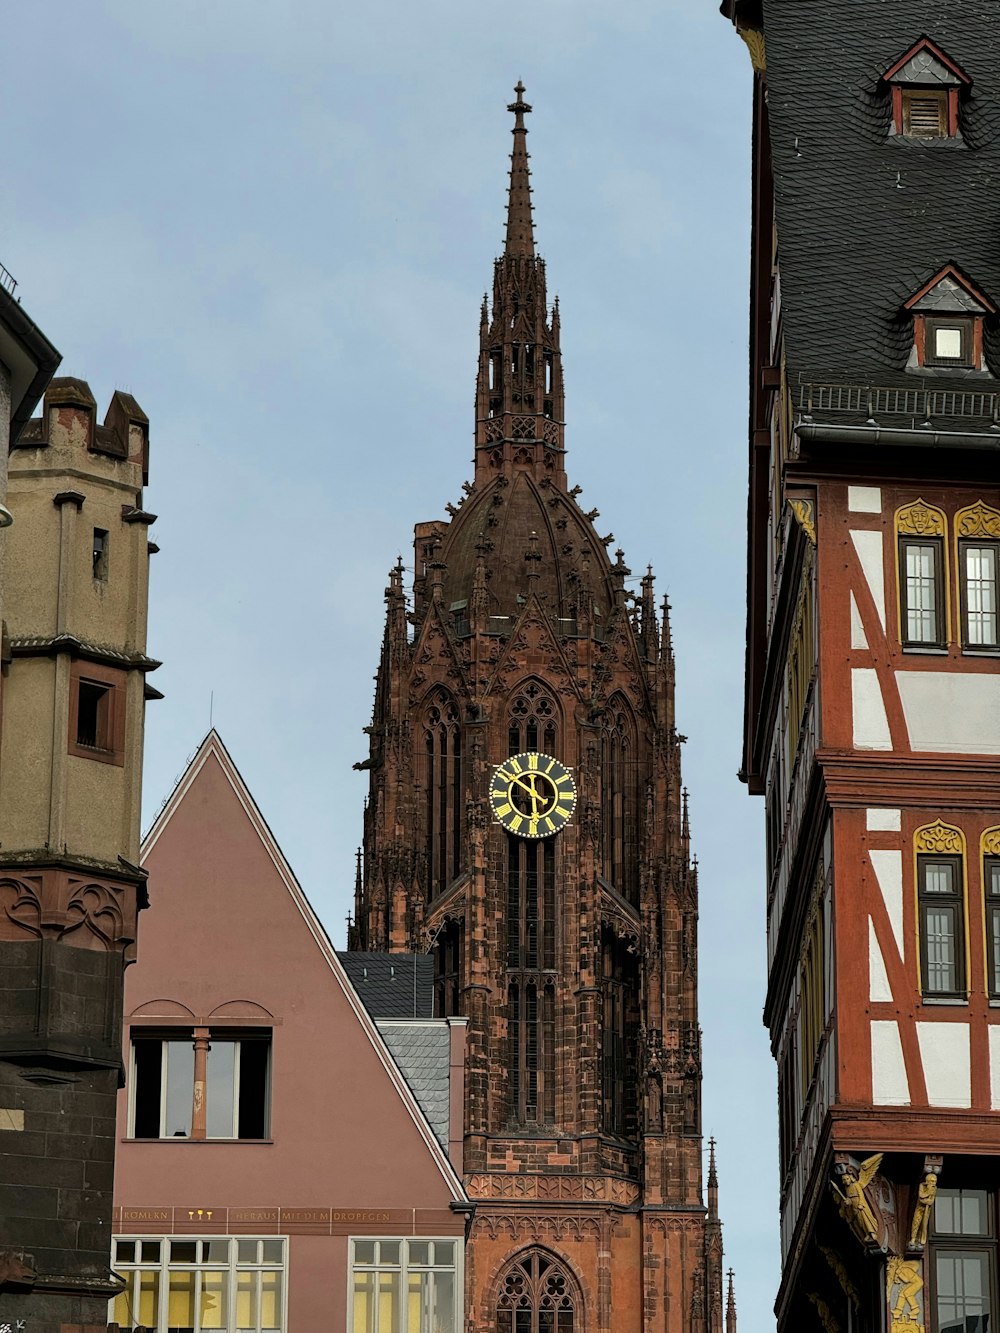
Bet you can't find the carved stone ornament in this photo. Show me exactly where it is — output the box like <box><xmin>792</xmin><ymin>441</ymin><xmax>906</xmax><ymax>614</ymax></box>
<box><xmin>790</xmin><ymin>498</ymin><xmax>816</xmax><ymax>545</ymax></box>
<box><xmin>914</xmin><ymin>821</ymin><xmax>964</xmax><ymax>855</ymax></box>
<box><xmin>983</xmin><ymin>827</ymin><xmax>1000</xmax><ymax>857</ymax></box>
<box><xmin>955</xmin><ymin>500</ymin><xmax>1000</xmax><ymax>540</ymax></box>
<box><xmin>896</xmin><ymin>499</ymin><xmax>945</xmax><ymax>538</ymax></box>
<box><xmin>887</xmin><ymin>1255</ymin><xmax>925</xmax><ymax>1333</ymax></box>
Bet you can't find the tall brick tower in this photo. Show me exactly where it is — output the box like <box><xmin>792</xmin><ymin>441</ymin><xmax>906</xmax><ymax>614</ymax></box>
<box><xmin>0</xmin><ymin>359</ymin><xmax>158</xmax><ymax>1329</ymax></box>
<box><xmin>354</xmin><ymin>86</ymin><xmax>724</xmax><ymax>1333</ymax></box>
<box><xmin>723</xmin><ymin>3</ymin><xmax>1000</xmax><ymax>1331</ymax></box>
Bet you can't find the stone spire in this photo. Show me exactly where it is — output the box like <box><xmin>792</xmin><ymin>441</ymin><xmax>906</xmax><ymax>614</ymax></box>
<box><xmin>505</xmin><ymin>80</ymin><xmax>534</xmax><ymax>258</ymax></box>
<box><xmin>726</xmin><ymin>1270</ymin><xmax>737</xmax><ymax>1333</ymax></box>
<box><xmin>707</xmin><ymin>1135</ymin><xmax>719</xmax><ymax>1218</ymax></box>
<box><xmin>474</xmin><ymin>83</ymin><xmax>566</xmax><ymax>484</ymax></box>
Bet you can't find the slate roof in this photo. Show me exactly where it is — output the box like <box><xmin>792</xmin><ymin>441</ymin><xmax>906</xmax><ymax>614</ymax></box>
<box><xmin>375</xmin><ymin>1020</ymin><xmax>452</xmax><ymax>1152</ymax></box>
<box><xmin>763</xmin><ymin>2</ymin><xmax>1000</xmax><ymax>420</ymax></box>
<box><xmin>336</xmin><ymin>952</ymin><xmax>434</xmax><ymax>1019</ymax></box>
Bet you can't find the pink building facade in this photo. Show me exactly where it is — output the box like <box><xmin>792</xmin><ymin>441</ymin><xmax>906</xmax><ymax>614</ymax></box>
<box><xmin>111</xmin><ymin>732</ymin><xmax>469</xmax><ymax>1333</ymax></box>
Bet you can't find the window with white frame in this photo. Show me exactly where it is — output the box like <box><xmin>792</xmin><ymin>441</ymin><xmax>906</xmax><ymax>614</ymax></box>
<box><xmin>349</xmin><ymin>1237</ymin><xmax>461</xmax><ymax>1333</ymax></box>
<box><xmin>960</xmin><ymin>541</ymin><xmax>1000</xmax><ymax>649</ymax></box>
<box><xmin>130</xmin><ymin>1033</ymin><xmax>270</xmax><ymax>1140</ymax></box>
<box><xmin>111</xmin><ymin>1236</ymin><xmax>285</xmax><ymax>1332</ymax></box>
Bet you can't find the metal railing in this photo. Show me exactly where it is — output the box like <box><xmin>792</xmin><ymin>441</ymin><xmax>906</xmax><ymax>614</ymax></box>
<box><xmin>0</xmin><ymin>262</ymin><xmax>17</xmax><ymax>295</ymax></box>
<box><xmin>797</xmin><ymin>381</ymin><xmax>1000</xmax><ymax>423</ymax></box>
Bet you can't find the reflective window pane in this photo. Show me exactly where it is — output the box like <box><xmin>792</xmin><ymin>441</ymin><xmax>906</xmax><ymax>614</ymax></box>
<box><xmin>906</xmin><ymin>543</ymin><xmax>939</xmax><ymax>643</ymax></box>
<box><xmin>165</xmin><ymin>1040</ymin><xmax>195</xmax><ymax>1138</ymax></box>
<box><xmin>201</xmin><ymin>1268</ymin><xmax>229</xmax><ymax>1329</ymax></box>
<box><xmin>936</xmin><ymin>1251</ymin><xmax>990</xmax><ymax>1330</ymax></box>
<box><xmin>206</xmin><ymin>1040</ymin><xmax>236</xmax><ymax>1138</ymax></box>
<box><xmin>965</xmin><ymin>545</ymin><xmax>998</xmax><ymax>646</ymax></box>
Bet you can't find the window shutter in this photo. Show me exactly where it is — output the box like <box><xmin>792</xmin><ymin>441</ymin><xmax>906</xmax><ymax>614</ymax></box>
<box><xmin>905</xmin><ymin>93</ymin><xmax>947</xmax><ymax>137</ymax></box>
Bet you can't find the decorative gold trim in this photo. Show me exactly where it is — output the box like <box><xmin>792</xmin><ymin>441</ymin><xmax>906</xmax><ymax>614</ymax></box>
<box><xmin>738</xmin><ymin>26</ymin><xmax>766</xmax><ymax>74</ymax></box>
<box><xmin>790</xmin><ymin>499</ymin><xmax>816</xmax><ymax>545</ymax></box>
<box><xmin>955</xmin><ymin>500</ymin><xmax>1000</xmax><ymax>540</ymax></box>
<box><xmin>894</xmin><ymin>499</ymin><xmax>951</xmax><ymax>647</ymax></box>
<box><xmin>914</xmin><ymin>820</ymin><xmax>964</xmax><ymax>854</ymax></box>
<box><xmin>896</xmin><ymin>499</ymin><xmax>946</xmax><ymax>538</ymax></box>
<box><xmin>982</xmin><ymin>827</ymin><xmax>1000</xmax><ymax>857</ymax></box>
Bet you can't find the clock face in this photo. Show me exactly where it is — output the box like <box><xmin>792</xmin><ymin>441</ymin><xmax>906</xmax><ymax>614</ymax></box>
<box><xmin>490</xmin><ymin>751</ymin><xmax>577</xmax><ymax>839</ymax></box>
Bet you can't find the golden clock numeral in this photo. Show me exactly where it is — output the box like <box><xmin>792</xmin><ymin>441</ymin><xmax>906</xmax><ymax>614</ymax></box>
<box><xmin>544</xmin><ymin>758</ymin><xmax>556</xmax><ymax>774</ymax></box>
<box><xmin>495</xmin><ymin>802</ymin><xmax>513</xmax><ymax>817</ymax></box>
<box><xmin>528</xmin><ymin>819</ymin><xmax>539</xmax><ymax>837</ymax></box>
<box><xmin>543</xmin><ymin>816</ymin><xmax>555</xmax><ymax>833</ymax></box>
<box><xmin>510</xmin><ymin>757</ymin><xmax>523</xmax><ymax>774</ymax></box>
<box><xmin>556</xmin><ymin>774</ymin><xmax>573</xmax><ymax>786</ymax></box>
<box><xmin>491</xmin><ymin>788</ymin><xmax>508</xmax><ymax>801</ymax></box>
<box><xmin>495</xmin><ymin>769</ymin><xmax>513</xmax><ymax>784</ymax></box>
<box><xmin>527</xmin><ymin>753</ymin><xmax>539</xmax><ymax>770</ymax></box>
<box><xmin>509</xmin><ymin>813</ymin><xmax>523</xmax><ymax>832</ymax></box>
<box><xmin>553</xmin><ymin>806</ymin><xmax>570</xmax><ymax>820</ymax></box>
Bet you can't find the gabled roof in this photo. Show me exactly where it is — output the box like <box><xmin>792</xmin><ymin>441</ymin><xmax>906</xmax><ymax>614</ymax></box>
<box><xmin>141</xmin><ymin>730</ymin><xmax>467</xmax><ymax>1201</ymax></box>
<box><xmin>883</xmin><ymin>36</ymin><xmax>972</xmax><ymax>87</ymax></box>
<box><xmin>903</xmin><ymin>263</ymin><xmax>996</xmax><ymax>315</ymax></box>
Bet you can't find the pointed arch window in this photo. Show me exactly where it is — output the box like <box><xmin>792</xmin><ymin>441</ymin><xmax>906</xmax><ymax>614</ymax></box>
<box><xmin>507</xmin><ymin>681</ymin><xmax>558</xmax><ymax>757</ymax></box>
<box><xmin>496</xmin><ymin>1251</ymin><xmax>579</xmax><ymax>1333</ymax></box>
<box><xmin>602</xmin><ymin>700</ymin><xmax>640</xmax><ymax>902</ymax></box>
<box><xmin>423</xmin><ymin>690</ymin><xmax>463</xmax><ymax>900</ymax></box>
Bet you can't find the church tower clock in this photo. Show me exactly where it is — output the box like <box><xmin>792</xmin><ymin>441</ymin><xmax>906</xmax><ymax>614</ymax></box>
<box><xmin>353</xmin><ymin>86</ymin><xmax>725</xmax><ymax>1333</ymax></box>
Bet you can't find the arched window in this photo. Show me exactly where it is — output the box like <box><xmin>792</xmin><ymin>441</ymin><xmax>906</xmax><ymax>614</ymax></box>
<box><xmin>433</xmin><ymin>917</ymin><xmax>463</xmax><ymax>1017</ymax></box>
<box><xmin>602</xmin><ymin>700</ymin><xmax>639</xmax><ymax>902</ymax></box>
<box><xmin>423</xmin><ymin>690</ymin><xmax>463</xmax><ymax>900</ymax></box>
<box><xmin>505</xmin><ymin>683</ymin><xmax>559</xmax><ymax>1126</ymax></box>
<box><xmin>497</xmin><ymin>1251</ymin><xmax>579</xmax><ymax>1333</ymax></box>
<box><xmin>507</xmin><ymin>681</ymin><xmax>558</xmax><ymax>757</ymax></box>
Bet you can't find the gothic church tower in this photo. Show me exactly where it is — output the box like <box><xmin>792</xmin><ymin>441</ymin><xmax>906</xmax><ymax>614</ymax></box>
<box><xmin>354</xmin><ymin>87</ymin><xmax>723</xmax><ymax>1333</ymax></box>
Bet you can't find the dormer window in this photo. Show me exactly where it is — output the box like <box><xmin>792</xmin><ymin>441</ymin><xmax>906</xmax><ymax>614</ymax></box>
<box><xmin>883</xmin><ymin>37</ymin><xmax>971</xmax><ymax>141</ymax></box>
<box><xmin>904</xmin><ymin>265</ymin><xmax>994</xmax><ymax>376</ymax></box>
<box><xmin>925</xmin><ymin>318</ymin><xmax>973</xmax><ymax>367</ymax></box>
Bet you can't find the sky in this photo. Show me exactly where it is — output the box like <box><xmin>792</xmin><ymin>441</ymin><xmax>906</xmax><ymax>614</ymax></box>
<box><xmin>3</xmin><ymin>2</ymin><xmax>775</xmax><ymax>1323</ymax></box>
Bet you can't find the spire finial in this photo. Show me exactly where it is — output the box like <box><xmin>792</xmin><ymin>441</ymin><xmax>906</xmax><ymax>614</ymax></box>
<box><xmin>505</xmin><ymin>81</ymin><xmax>535</xmax><ymax>258</ymax></box>
<box><xmin>726</xmin><ymin>1270</ymin><xmax>737</xmax><ymax>1333</ymax></box>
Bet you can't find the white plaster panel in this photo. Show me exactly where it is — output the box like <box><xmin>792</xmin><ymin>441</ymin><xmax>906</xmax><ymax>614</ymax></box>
<box><xmin>867</xmin><ymin>808</ymin><xmax>901</xmax><ymax>832</ymax></box>
<box><xmin>871</xmin><ymin>1021</ymin><xmax>909</xmax><ymax>1105</ymax></box>
<box><xmin>869</xmin><ymin>919</ymin><xmax>893</xmax><ymax>1001</ymax></box>
<box><xmin>850</xmin><ymin>592</ymin><xmax>868</xmax><ymax>649</ymax></box>
<box><xmin>990</xmin><ymin>1027</ymin><xmax>1000</xmax><ymax>1111</ymax></box>
<box><xmin>869</xmin><ymin>850</ymin><xmax>904</xmax><ymax>960</ymax></box>
<box><xmin>897</xmin><ymin>672</ymin><xmax>1000</xmax><ymax>754</ymax></box>
<box><xmin>850</xmin><ymin>529</ymin><xmax>886</xmax><ymax>628</ymax></box>
<box><xmin>916</xmin><ymin>1022</ymin><xmax>971</xmax><ymax>1108</ymax></box>
<box><xmin>848</xmin><ymin>485</ymin><xmax>882</xmax><ymax>514</ymax></box>
<box><xmin>852</xmin><ymin>668</ymin><xmax>893</xmax><ymax>750</ymax></box>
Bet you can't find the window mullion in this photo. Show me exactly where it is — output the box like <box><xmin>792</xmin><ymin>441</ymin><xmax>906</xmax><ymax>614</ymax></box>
<box><xmin>159</xmin><ymin>1041</ymin><xmax>168</xmax><ymax>1137</ymax></box>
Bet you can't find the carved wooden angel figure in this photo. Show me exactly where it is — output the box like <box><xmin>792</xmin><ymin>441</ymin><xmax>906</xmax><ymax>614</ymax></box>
<box><xmin>909</xmin><ymin>1171</ymin><xmax>938</xmax><ymax>1251</ymax></box>
<box><xmin>832</xmin><ymin>1153</ymin><xmax>884</xmax><ymax>1249</ymax></box>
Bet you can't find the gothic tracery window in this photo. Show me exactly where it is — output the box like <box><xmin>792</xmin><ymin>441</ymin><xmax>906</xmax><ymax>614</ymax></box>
<box><xmin>505</xmin><ymin>683</ymin><xmax>558</xmax><ymax>1126</ymax></box>
<box><xmin>507</xmin><ymin>681</ymin><xmax>558</xmax><ymax>757</ymax></box>
<box><xmin>601</xmin><ymin>699</ymin><xmax>640</xmax><ymax>903</ymax></box>
<box><xmin>423</xmin><ymin>689</ymin><xmax>463</xmax><ymax>900</ymax></box>
<box><xmin>496</xmin><ymin>1250</ymin><xmax>578</xmax><ymax>1333</ymax></box>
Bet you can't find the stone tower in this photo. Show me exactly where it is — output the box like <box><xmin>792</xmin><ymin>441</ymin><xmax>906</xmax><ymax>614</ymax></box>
<box><xmin>0</xmin><ymin>367</ymin><xmax>158</xmax><ymax>1330</ymax></box>
<box><xmin>354</xmin><ymin>87</ymin><xmax>724</xmax><ymax>1333</ymax></box>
